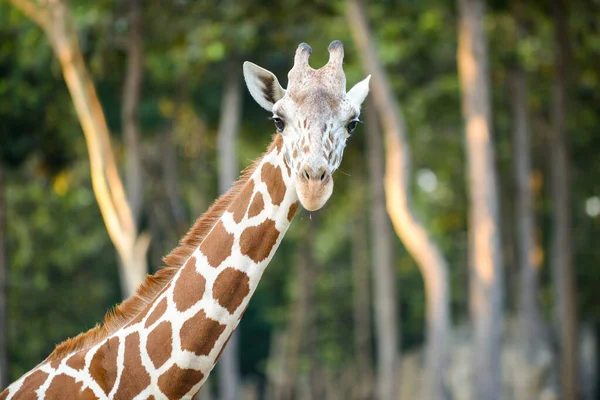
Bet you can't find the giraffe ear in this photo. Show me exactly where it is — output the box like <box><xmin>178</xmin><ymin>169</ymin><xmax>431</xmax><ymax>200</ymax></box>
<box><xmin>347</xmin><ymin>75</ymin><xmax>371</xmax><ymax>108</ymax></box>
<box><xmin>243</xmin><ymin>62</ymin><xmax>286</xmax><ymax>112</ymax></box>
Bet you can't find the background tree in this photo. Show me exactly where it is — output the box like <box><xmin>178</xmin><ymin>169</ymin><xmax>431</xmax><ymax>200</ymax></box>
<box><xmin>8</xmin><ymin>0</ymin><xmax>149</xmax><ymax>297</ymax></box>
<box><xmin>510</xmin><ymin>6</ymin><xmax>546</xmax><ymax>397</ymax></box>
<box><xmin>0</xmin><ymin>165</ymin><xmax>8</xmax><ymax>390</ymax></box>
<box><xmin>347</xmin><ymin>0</ymin><xmax>451</xmax><ymax>398</ymax></box>
<box><xmin>216</xmin><ymin>59</ymin><xmax>243</xmax><ymax>400</ymax></box>
<box><xmin>457</xmin><ymin>0</ymin><xmax>504</xmax><ymax>398</ymax></box>
<box><xmin>352</xmin><ymin>135</ymin><xmax>374</xmax><ymax>400</ymax></box>
<box><xmin>550</xmin><ymin>0</ymin><xmax>578</xmax><ymax>398</ymax></box>
<box><xmin>122</xmin><ymin>0</ymin><xmax>144</xmax><ymax>227</ymax></box>
<box><xmin>363</xmin><ymin>97</ymin><xmax>398</xmax><ymax>400</ymax></box>
<box><xmin>2</xmin><ymin>0</ymin><xmax>600</xmax><ymax>398</ymax></box>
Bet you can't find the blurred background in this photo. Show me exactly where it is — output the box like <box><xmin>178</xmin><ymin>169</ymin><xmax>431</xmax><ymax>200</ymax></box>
<box><xmin>0</xmin><ymin>0</ymin><xmax>599</xmax><ymax>399</ymax></box>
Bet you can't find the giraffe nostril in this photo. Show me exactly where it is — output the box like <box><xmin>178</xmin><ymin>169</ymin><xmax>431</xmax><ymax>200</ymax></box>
<box><xmin>303</xmin><ymin>169</ymin><xmax>310</xmax><ymax>180</ymax></box>
<box><xmin>320</xmin><ymin>171</ymin><xmax>327</xmax><ymax>181</ymax></box>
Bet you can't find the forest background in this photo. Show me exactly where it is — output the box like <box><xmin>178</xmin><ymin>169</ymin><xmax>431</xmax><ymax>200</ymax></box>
<box><xmin>0</xmin><ymin>0</ymin><xmax>599</xmax><ymax>399</ymax></box>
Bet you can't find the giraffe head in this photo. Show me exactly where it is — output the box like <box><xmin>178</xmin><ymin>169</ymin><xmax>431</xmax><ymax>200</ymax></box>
<box><xmin>243</xmin><ymin>40</ymin><xmax>370</xmax><ymax>211</ymax></box>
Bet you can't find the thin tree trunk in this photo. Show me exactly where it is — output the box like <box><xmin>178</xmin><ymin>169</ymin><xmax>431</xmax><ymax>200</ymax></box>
<box><xmin>282</xmin><ymin>233</ymin><xmax>311</xmax><ymax>400</ymax></box>
<box><xmin>9</xmin><ymin>0</ymin><xmax>150</xmax><ymax>297</ymax></box>
<box><xmin>0</xmin><ymin>165</ymin><xmax>8</xmax><ymax>390</ymax></box>
<box><xmin>346</xmin><ymin>2</ymin><xmax>451</xmax><ymax>399</ymax></box>
<box><xmin>511</xmin><ymin>62</ymin><xmax>543</xmax><ymax>361</ymax></box>
<box><xmin>162</xmin><ymin>81</ymin><xmax>189</xmax><ymax>236</ymax></box>
<box><xmin>512</xmin><ymin>66</ymin><xmax>546</xmax><ymax>400</ymax></box>
<box><xmin>216</xmin><ymin>60</ymin><xmax>242</xmax><ymax>400</ymax></box>
<box><xmin>457</xmin><ymin>0</ymin><xmax>504</xmax><ymax>398</ymax></box>
<box><xmin>122</xmin><ymin>0</ymin><xmax>144</xmax><ymax>226</ymax></box>
<box><xmin>217</xmin><ymin>61</ymin><xmax>241</xmax><ymax>195</ymax></box>
<box><xmin>351</xmin><ymin>158</ymin><xmax>373</xmax><ymax>400</ymax></box>
<box><xmin>364</xmin><ymin>100</ymin><xmax>397</xmax><ymax>400</ymax></box>
<box><xmin>162</xmin><ymin>126</ymin><xmax>186</xmax><ymax>233</ymax></box>
<box><xmin>304</xmin><ymin>219</ymin><xmax>323</xmax><ymax>400</ymax></box>
<box><xmin>550</xmin><ymin>0</ymin><xmax>577</xmax><ymax>398</ymax></box>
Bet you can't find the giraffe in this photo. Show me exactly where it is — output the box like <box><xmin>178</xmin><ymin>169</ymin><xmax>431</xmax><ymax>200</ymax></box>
<box><xmin>0</xmin><ymin>40</ymin><xmax>370</xmax><ymax>400</ymax></box>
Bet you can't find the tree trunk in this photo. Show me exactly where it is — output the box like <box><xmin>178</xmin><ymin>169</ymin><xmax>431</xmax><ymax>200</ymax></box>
<box><xmin>512</xmin><ymin>66</ymin><xmax>546</xmax><ymax>400</ymax></box>
<box><xmin>162</xmin><ymin>125</ymin><xmax>186</xmax><ymax>233</ymax></box>
<box><xmin>346</xmin><ymin>1</ymin><xmax>451</xmax><ymax>399</ymax></box>
<box><xmin>457</xmin><ymin>0</ymin><xmax>504</xmax><ymax>398</ymax></box>
<box><xmin>216</xmin><ymin>60</ymin><xmax>242</xmax><ymax>400</ymax></box>
<box><xmin>364</xmin><ymin>100</ymin><xmax>398</xmax><ymax>400</ymax></box>
<box><xmin>511</xmin><ymin>51</ymin><xmax>543</xmax><ymax>361</ymax></box>
<box><xmin>550</xmin><ymin>0</ymin><xmax>578</xmax><ymax>398</ymax></box>
<box><xmin>351</xmin><ymin>157</ymin><xmax>373</xmax><ymax>400</ymax></box>
<box><xmin>0</xmin><ymin>165</ymin><xmax>8</xmax><ymax>390</ymax></box>
<box><xmin>284</xmin><ymin>231</ymin><xmax>311</xmax><ymax>400</ymax></box>
<box><xmin>304</xmin><ymin>219</ymin><xmax>323</xmax><ymax>400</ymax></box>
<box><xmin>9</xmin><ymin>0</ymin><xmax>150</xmax><ymax>297</ymax></box>
<box><xmin>264</xmin><ymin>222</ymin><xmax>312</xmax><ymax>400</ymax></box>
<box><xmin>122</xmin><ymin>0</ymin><xmax>144</xmax><ymax>227</ymax></box>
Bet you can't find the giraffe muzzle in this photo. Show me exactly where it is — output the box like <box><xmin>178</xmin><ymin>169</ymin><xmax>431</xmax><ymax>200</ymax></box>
<box><xmin>296</xmin><ymin>165</ymin><xmax>333</xmax><ymax>211</ymax></box>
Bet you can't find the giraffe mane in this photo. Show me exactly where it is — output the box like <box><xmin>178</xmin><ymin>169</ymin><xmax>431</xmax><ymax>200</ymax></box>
<box><xmin>48</xmin><ymin>134</ymin><xmax>283</xmax><ymax>361</ymax></box>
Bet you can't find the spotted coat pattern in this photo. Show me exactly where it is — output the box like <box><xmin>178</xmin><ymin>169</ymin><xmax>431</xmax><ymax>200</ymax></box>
<box><xmin>1</xmin><ymin>137</ymin><xmax>299</xmax><ymax>400</ymax></box>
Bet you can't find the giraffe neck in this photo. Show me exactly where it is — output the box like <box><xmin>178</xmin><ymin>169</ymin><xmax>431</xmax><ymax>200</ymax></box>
<box><xmin>0</xmin><ymin>135</ymin><xmax>300</xmax><ymax>400</ymax></box>
<box><xmin>150</xmin><ymin>135</ymin><xmax>299</xmax><ymax>393</ymax></box>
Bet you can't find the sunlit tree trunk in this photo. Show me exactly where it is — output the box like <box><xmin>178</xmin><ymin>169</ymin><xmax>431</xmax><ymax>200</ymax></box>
<box><xmin>351</xmin><ymin>154</ymin><xmax>373</xmax><ymax>400</ymax></box>
<box><xmin>0</xmin><ymin>165</ymin><xmax>8</xmax><ymax>390</ymax></box>
<box><xmin>457</xmin><ymin>0</ymin><xmax>504</xmax><ymax>398</ymax></box>
<box><xmin>347</xmin><ymin>1</ymin><xmax>451</xmax><ymax>399</ymax></box>
<box><xmin>122</xmin><ymin>0</ymin><xmax>144</xmax><ymax>227</ymax></box>
<box><xmin>9</xmin><ymin>0</ymin><xmax>150</xmax><ymax>297</ymax></box>
<box><xmin>551</xmin><ymin>0</ymin><xmax>578</xmax><ymax>398</ymax></box>
<box><xmin>216</xmin><ymin>60</ymin><xmax>242</xmax><ymax>400</ymax></box>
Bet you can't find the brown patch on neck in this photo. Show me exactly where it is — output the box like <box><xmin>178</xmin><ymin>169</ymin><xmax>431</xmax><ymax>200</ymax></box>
<box><xmin>239</xmin><ymin>219</ymin><xmax>280</xmax><ymax>263</ymax></box>
<box><xmin>287</xmin><ymin>201</ymin><xmax>300</xmax><ymax>221</ymax></box>
<box><xmin>145</xmin><ymin>297</ymin><xmax>168</xmax><ymax>328</ymax></box>
<box><xmin>158</xmin><ymin>364</ymin><xmax>204</xmax><ymax>400</ymax></box>
<box><xmin>89</xmin><ymin>336</ymin><xmax>119</xmax><ymax>396</ymax></box>
<box><xmin>199</xmin><ymin>221</ymin><xmax>234</xmax><ymax>268</ymax></box>
<box><xmin>173</xmin><ymin>256</ymin><xmax>206</xmax><ymax>311</ymax></box>
<box><xmin>47</xmin><ymin>135</ymin><xmax>283</xmax><ymax>361</ymax></box>
<box><xmin>247</xmin><ymin>192</ymin><xmax>264</xmax><ymax>218</ymax></box>
<box><xmin>113</xmin><ymin>333</ymin><xmax>150</xmax><ymax>398</ymax></box>
<box><xmin>146</xmin><ymin>321</ymin><xmax>173</xmax><ymax>369</ymax></box>
<box><xmin>45</xmin><ymin>374</ymin><xmax>97</xmax><ymax>399</ymax></box>
<box><xmin>261</xmin><ymin>164</ymin><xmax>286</xmax><ymax>206</ymax></box>
<box><xmin>65</xmin><ymin>350</ymin><xmax>87</xmax><ymax>371</ymax></box>
<box><xmin>230</xmin><ymin>180</ymin><xmax>255</xmax><ymax>223</ymax></box>
<box><xmin>212</xmin><ymin>268</ymin><xmax>251</xmax><ymax>314</ymax></box>
<box><xmin>11</xmin><ymin>369</ymin><xmax>49</xmax><ymax>398</ymax></box>
<box><xmin>180</xmin><ymin>310</ymin><xmax>226</xmax><ymax>356</ymax></box>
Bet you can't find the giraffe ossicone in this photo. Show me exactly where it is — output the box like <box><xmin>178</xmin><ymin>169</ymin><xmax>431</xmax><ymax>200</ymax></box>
<box><xmin>1</xmin><ymin>40</ymin><xmax>369</xmax><ymax>400</ymax></box>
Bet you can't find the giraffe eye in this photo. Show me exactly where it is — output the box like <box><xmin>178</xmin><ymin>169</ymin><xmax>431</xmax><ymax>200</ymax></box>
<box><xmin>347</xmin><ymin>120</ymin><xmax>361</xmax><ymax>133</ymax></box>
<box><xmin>270</xmin><ymin>117</ymin><xmax>285</xmax><ymax>133</ymax></box>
